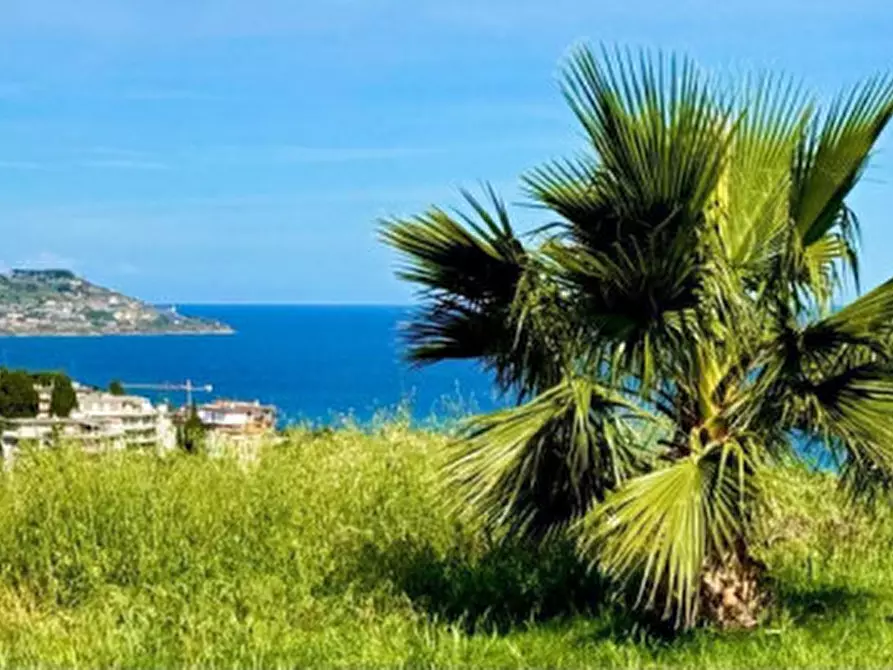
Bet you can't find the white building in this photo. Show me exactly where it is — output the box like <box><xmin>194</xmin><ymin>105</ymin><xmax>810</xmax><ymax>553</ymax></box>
<box><xmin>195</xmin><ymin>400</ymin><xmax>276</xmax><ymax>435</ymax></box>
<box><xmin>1</xmin><ymin>387</ymin><xmax>176</xmax><ymax>455</ymax></box>
<box><xmin>35</xmin><ymin>384</ymin><xmax>53</xmax><ymax>417</ymax></box>
<box><xmin>73</xmin><ymin>390</ymin><xmax>176</xmax><ymax>450</ymax></box>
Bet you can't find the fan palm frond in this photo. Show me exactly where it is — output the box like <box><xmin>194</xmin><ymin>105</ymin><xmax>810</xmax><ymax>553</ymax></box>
<box><xmin>715</xmin><ymin>74</ymin><xmax>808</xmax><ymax>278</ymax></box>
<box><xmin>792</xmin><ymin>77</ymin><xmax>893</xmax><ymax>247</ymax></box>
<box><xmin>579</xmin><ymin>441</ymin><xmax>755</xmax><ymax>627</ymax></box>
<box><xmin>791</xmin><ymin>362</ymin><xmax>893</xmax><ymax>483</ymax></box>
<box><xmin>381</xmin><ymin>186</ymin><xmax>569</xmax><ymax>395</ymax></box>
<box><xmin>380</xmin><ymin>185</ymin><xmax>524</xmax><ymax>303</ymax></box>
<box><xmin>446</xmin><ymin>375</ymin><xmax>656</xmax><ymax>540</ymax></box>
<box><xmin>789</xmin><ymin>77</ymin><xmax>893</xmax><ymax>304</ymax></box>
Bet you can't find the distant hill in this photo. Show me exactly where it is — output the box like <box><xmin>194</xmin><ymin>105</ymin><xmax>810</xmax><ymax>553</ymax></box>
<box><xmin>0</xmin><ymin>269</ymin><xmax>232</xmax><ymax>336</ymax></box>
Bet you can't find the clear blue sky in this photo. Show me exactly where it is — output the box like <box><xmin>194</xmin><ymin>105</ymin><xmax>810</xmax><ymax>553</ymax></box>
<box><xmin>1</xmin><ymin>0</ymin><xmax>892</xmax><ymax>304</ymax></box>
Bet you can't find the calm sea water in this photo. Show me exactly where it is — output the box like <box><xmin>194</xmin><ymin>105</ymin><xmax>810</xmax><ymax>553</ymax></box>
<box><xmin>0</xmin><ymin>305</ymin><xmax>502</xmax><ymax>425</ymax></box>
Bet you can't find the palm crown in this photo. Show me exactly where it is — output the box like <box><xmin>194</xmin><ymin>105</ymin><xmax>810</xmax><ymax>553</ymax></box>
<box><xmin>381</xmin><ymin>46</ymin><xmax>893</xmax><ymax>629</ymax></box>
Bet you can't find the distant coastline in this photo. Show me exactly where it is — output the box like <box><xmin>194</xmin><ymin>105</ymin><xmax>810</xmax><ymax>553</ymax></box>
<box><xmin>0</xmin><ymin>269</ymin><xmax>233</xmax><ymax>337</ymax></box>
<box><xmin>0</xmin><ymin>327</ymin><xmax>235</xmax><ymax>338</ymax></box>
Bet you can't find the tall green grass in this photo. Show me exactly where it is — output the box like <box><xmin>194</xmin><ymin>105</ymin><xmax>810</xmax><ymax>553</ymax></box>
<box><xmin>0</xmin><ymin>425</ymin><xmax>889</xmax><ymax>667</ymax></box>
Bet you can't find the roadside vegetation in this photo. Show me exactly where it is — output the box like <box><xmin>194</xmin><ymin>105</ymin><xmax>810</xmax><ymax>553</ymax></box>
<box><xmin>0</xmin><ymin>426</ymin><xmax>889</xmax><ymax>667</ymax></box>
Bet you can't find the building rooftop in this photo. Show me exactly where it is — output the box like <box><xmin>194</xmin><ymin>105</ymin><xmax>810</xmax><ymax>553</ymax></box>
<box><xmin>5</xmin><ymin>416</ymin><xmax>105</xmax><ymax>429</ymax></box>
<box><xmin>200</xmin><ymin>399</ymin><xmax>276</xmax><ymax>412</ymax></box>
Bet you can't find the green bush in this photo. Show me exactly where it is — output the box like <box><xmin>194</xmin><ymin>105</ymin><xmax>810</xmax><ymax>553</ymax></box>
<box><xmin>0</xmin><ymin>370</ymin><xmax>39</xmax><ymax>418</ymax></box>
<box><xmin>175</xmin><ymin>405</ymin><xmax>207</xmax><ymax>453</ymax></box>
<box><xmin>48</xmin><ymin>373</ymin><xmax>77</xmax><ymax>418</ymax></box>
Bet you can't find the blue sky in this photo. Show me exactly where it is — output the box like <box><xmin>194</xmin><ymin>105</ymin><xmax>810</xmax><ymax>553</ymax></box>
<box><xmin>1</xmin><ymin>0</ymin><xmax>892</xmax><ymax>303</ymax></box>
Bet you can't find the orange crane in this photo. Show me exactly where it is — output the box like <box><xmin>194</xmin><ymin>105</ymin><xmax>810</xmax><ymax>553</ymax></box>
<box><xmin>123</xmin><ymin>380</ymin><xmax>213</xmax><ymax>407</ymax></box>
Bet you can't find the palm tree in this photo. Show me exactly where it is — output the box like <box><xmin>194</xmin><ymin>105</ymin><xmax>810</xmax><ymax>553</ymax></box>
<box><xmin>381</xmin><ymin>46</ymin><xmax>893</xmax><ymax>630</ymax></box>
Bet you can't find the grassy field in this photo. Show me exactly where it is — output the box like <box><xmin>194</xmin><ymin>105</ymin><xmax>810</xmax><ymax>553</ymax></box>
<box><xmin>0</xmin><ymin>424</ymin><xmax>890</xmax><ymax>668</ymax></box>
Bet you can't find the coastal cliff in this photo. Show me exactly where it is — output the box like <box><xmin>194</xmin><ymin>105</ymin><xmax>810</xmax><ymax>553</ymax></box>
<box><xmin>0</xmin><ymin>269</ymin><xmax>232</xmax><ymax>336</ymax></box>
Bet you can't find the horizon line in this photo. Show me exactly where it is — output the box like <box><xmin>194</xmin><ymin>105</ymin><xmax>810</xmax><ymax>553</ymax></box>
<box><xmin>159</xmin><ymin>301</ymin><xmax>416</xmax><ymax>307</ymax></box>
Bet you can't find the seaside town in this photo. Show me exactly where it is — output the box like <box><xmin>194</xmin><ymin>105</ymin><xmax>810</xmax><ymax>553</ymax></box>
<box><xmin>0</xmin><ymin>269</ymin><xmax>273</xmax><ymax>459</ymax></box>
<box><xmin>0</xmin><ymin>271</ymin><xmax>270</xmax><ymax>459</ymax></box>
<box><xmin>0</xmin><ymin>376</ymin><xmax>277</xmax><ymax>458</ymax></box>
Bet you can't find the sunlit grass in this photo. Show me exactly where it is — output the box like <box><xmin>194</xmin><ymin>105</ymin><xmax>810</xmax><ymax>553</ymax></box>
<box><xmin>0</xmin><ymin>426</ymin><xmax>887</xmax><ymax>667</ymax></box>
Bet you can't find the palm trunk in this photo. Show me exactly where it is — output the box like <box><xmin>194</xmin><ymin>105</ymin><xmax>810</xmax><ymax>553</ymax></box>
<box><xmin>699</xmin><ymin>543</ymin><xmax>767</xmax><ymax>629</ymax></box>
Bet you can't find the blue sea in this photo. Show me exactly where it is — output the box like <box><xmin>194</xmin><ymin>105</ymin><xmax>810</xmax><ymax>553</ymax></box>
<box><xmin>0</xmin><ymin>305</ymin><xmax>503</xmax><ymax>425</ymax></box>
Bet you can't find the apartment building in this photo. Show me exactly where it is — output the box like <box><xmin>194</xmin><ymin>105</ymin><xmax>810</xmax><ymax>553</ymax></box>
<box><xmin>1</xmin><ymin>386</ymin><xmax>176</xmax><ymax>454</ymax></box>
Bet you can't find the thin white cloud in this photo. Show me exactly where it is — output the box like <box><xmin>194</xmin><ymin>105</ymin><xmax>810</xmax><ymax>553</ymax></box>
<box><xmin>15</xmin><ymin>251</ymin><xmax>76</xmax><ymax>270</ymax></box>
<box><xmin>272</xmin><ymin>145</ymin><xmax>442</xmax><ymax>163</ymax></box>
<box><xmin>81</xmin><ymin>158</ymin><xmax>169</xmax><ymax>170</ymax></box>
<box><xmin>0</xmin><ymin>151</ymin><xmax>170</xmax><ymax>171</ymax></box>
<box><xmin>176</xmin><ymin>144</ymin><xmax>443</xmax><ymax>167</ymax></box>
<box><xmin>442</xmin><ymin>100</ymin><xmax>569</xmax><ymax>123</ymax></box>
<box><xmin>0</xmin><ymin>160</ymin><xmax>49</xmax><ymax>170</ymax></box>
<box><xmin>86</xmin><ymin>146</ymin><xmax>154</xmax><ymax>157</ymax></box>
<box><xmin>0</xmin><ymin>0</ymin><xmax>387</xmax><ymax>39</ymax></box>
<box><xmin>0</xmin><ymin>129</ymin><xmax>574</xmax><ymax>176</ymax></box>
<box><xmin>114</xmin><ymin>262</ymin><xmax>140</xmax><ymax>275</ymax></box>
<box><xmin>196</xmin><ymin>136</ymin><xmax>573</xmax><ymax>166</ymax></box>
<box><xmin>123</xmin><ymin>89</ymin><xmax>221</xmax><ymax>101</ymax></box>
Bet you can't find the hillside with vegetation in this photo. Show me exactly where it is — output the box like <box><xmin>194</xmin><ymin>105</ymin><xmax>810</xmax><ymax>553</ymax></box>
<box><xmin>0</xmin><ymin>269</ymin><xmax>231</xmax><ymax>336</ymax></box>
<box><xmin>0</xmin><ymin>426</ymin><xmax>889</xmax><ymax>668</ymax></box>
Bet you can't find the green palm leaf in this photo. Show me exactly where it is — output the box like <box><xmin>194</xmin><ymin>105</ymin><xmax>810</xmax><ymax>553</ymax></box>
<box><xmin>715</xmin><ymin>75</ymin><xmax>808</xmax><ymax>277</ymax></box>
<box><xmin>579</xmin><ymin>443</ymin><xmax>754</xmax><ymax>627</ymax></box>
<box><xmin>526</xmin><ymin>46</ymin><xmax>731</xmax><ymax>251</ymax></box>
<box><xmin>380</xmin><ymin>185</ymin><xmax>524</xmax><ymax>303</ymax></box>
<box><xmin>772</xmin><ymin>277</ymin><xmax>893</xmax><ymax>380</ymax></box>
<box><xmin>522</xmin><ymin>47</ymin><xmax>739</xmax><ymax>386</ymax></box>
<box><xmin>793</xmin><ymin>362</ymin><xmax>893</xmax><ymax>477</ymax></box>
<box><xmin>381</xmin><ymin>186</ymin><xmax>566</xmax><ymax>394</ymax></box>
<box><xmin>792</xmin><ymin>77</ymin><xmax>893</xmax><ymax>248</ymax></box>
<box><xmin>446</xmin><ymin>375</ymin><xmax>655</xmax><ymax>539</ymax></box>
<box><xmin>821</xmin><ymin>276</ymin><xmax>893</xmax><ymax>340</ymax></box>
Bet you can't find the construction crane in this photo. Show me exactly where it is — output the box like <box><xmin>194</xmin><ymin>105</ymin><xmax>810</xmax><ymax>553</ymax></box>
<box><xmin>123</xmin><ymin>380</ymin><xmax>213</xmax><ymax>407</ymax></box>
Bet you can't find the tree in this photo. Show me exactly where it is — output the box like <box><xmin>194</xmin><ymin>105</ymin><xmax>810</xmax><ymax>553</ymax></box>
<box><xmin>108</xmin><ymin>380</ymin><xmax>125</xmax><ymax>396</ymax></box>
<box><xmin>31</xmin><ymin>371</ymin><xmax>57</xmax><ymax>386</ymax></box>
<box><xmin>381</xmin><ymin>46</ymin><xmax>893</xmax><ymax>630</ymax></box>
<box><xmin>49</xmin><ymin>373</ymin><xmax>77</xmax><ymax>418</ymax></box>
<box><xmin>177</xmin><ymin>405</ymin><xmax>207</xmax><ymax>454</ymax></box>
<box><xmin>30</xmin><ymin>370</ymin><xmax>78</xmax><ymax>417</ymax></box>
<box><xmin>0</xmin><ymin>369</ymin><xmax>39</xmax><ymax>418</ymax></box>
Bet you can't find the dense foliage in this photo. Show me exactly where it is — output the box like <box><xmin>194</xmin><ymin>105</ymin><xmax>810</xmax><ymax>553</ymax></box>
<box><xmin>0</xmin><ymin>370</ymin><xmax>78</xmax><ymax>419</ymax></box>
<box><xmin>107</xmin><ymin>380</ymin><xmax>125</xmax><ymax>396</ymax></box>
<box><xmin>48</xmin><ymin>373</ymin><xmax>77</xmax><ymax>418</ymax></box>
<box><xmin>382</xmin><ymin>47</ymin><xmax>893</xmax><ymax>628</ymax></box>
<box><xmin>0</xmin><ymin>370</ymin><xmax>39</xmax><ymax>418</ymax></box>
<box><xmin>176</xmin><ymin>405</ymin><xmax>207</xmax><ymax>453</ymax></box>
<box><xmin>0</xmin><ymin>429</ymin><xmax>888</xmax><ymax>667</ymax></box>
